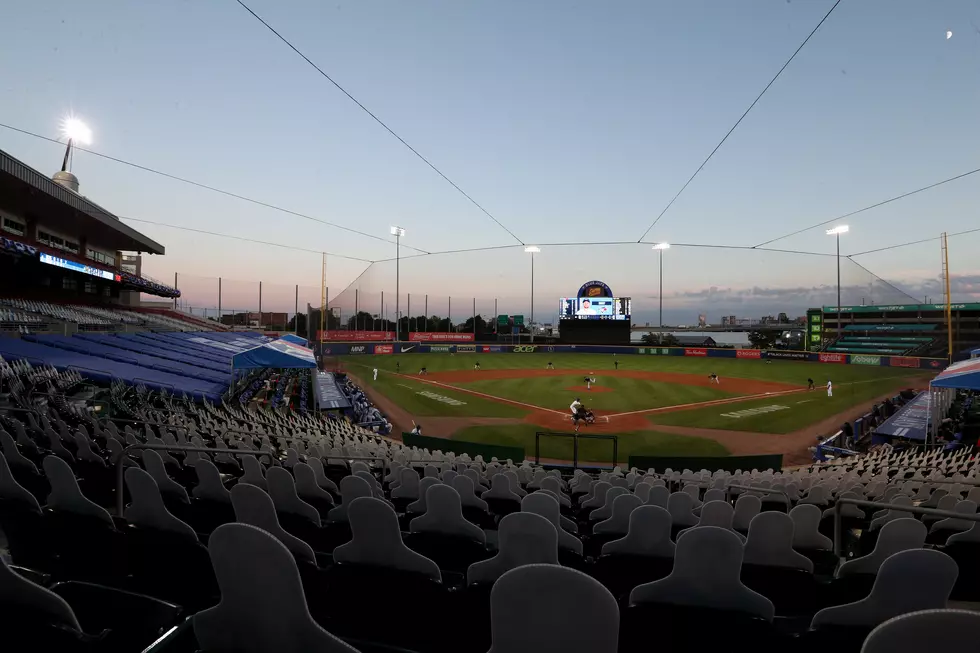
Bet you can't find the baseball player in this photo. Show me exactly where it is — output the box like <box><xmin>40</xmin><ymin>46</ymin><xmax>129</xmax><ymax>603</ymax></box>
<box><xmin>373</xmin><ymin>368</ymin><xmax>378</xmax><ymax>381</ymax></box>
<box><xmin>826</xmin><ymin>380</ymin><xmax>833</xmax><ymax>397</ymax></box>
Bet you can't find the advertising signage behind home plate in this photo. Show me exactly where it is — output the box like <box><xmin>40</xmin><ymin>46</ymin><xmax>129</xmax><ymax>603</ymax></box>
<box><xmin>408</xmin><ymin>332</ymin><xmax>476</xmax><ymax>342</ymax></box>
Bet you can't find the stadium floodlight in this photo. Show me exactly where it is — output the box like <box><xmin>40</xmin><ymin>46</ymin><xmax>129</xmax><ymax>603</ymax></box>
<box><xmin>525</xmin><ymin>247</ymin><xmax>540</xmax><ymax>341</ymax></box>
<box><xmin>652</xmin><ymin>243</ymin><xmax>670</xmax><ymax>327</ymax></box>
<box><xmin>826</xmin><ymin>226</ymin><xmax>849</xmax><ymax>336</ymax></box>
<box><xmin>391</xmin><ymin>227</ymin><xmax>405</xmax><ymax>340</ymax></box>
<box><xmin>58</xmin><ymin>115</ymin><xmax>93</xmax><ymax>173</ymax></box>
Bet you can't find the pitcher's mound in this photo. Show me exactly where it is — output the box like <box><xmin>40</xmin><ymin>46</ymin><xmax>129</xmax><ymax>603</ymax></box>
<box><xmin>567</xmin><ymin>385</ymin><xmax>614</xmax><ymax>393</ymax></box>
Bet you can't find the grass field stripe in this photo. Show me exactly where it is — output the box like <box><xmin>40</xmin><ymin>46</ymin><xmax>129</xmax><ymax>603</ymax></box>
<box><xmin>410</xmin><ymin>377</ymin><xmax>568</xmax><ymax>416</ymax></box>
<box><xmin>603</xmin><ymin>375</ymin><xmax>917</xmax><ymax>419</ymax></box>
<box><xmin>344</xmin><ymin>361</ymin><xmax>566</xmax><ymax>416</ymax></box>
<box><xmin>603</xmin><ymin>388</ymin><xmax>806</xmax><ymax>419</ymax></box>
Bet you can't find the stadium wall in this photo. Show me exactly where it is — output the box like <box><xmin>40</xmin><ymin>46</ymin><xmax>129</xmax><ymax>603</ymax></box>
<box><xmin>316</xmin><ymin>342</ymin><xmax>947</xmax><ymax>370</ymax></box>
<box><xmin>402</xmin><ymin>433</ymin><xmax>526</xmax><ymax>462</ymax></box>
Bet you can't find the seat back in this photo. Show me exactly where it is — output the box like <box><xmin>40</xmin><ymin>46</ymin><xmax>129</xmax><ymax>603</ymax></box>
<box><xmin>743</xmin><ymin>512</ymin><xmax>813</xmax><ymax>571</ymax></box>
<box><xmin>790</xmin><ymin>504</ymin><xmax>832</xmax><ymax>550</ymax></box>
<box><xmin>733</xmin><ymin>495</ymin><xmax>761</xmax><ymax>531</ymax></box>
<box><xmin>334</xmin><ymin>497</ymin><xmax>441</xmax><ymax>581</ymax></box>
<box><xmin>230</xmin><ymin>483</ymin><xmax>315</xmax><ymax>564</ymax></box>
<box><xmin>646</xmin><ymin>485</ymin><xmax>669</xmax><ymax>508</ymax></box>
<box><xmin>124</xmin><ymin>467</ymin><xmax>197</xmax><ymax>540</ymax></box>
<box><xmin>860</xmin><ymin>608</ymin><xmax>980</xmax><ymax>652</ymax></box>
<box><xmin>266</xmin><ymin>467</ymin><xmax>320</xmax><ymax>526</ymax></box>
<box><xmin>601</xmin><ymin>505</ymin><xmax>674</xmax><ymax>558</ymax></box>
<box><xmin>0</xmin><ymin>452</ymin><xmax>40</xmax><ymax>511</ymax></box>
<box><xmin>813</xmin><ymin>549</ymin><xmax>957</xmax><ymax>628</ymax></box>
<box><xmin>522</xmin><ymin>492</ymin><xmax>582</xmax><ymax>555</ymax></box>
<box><xmin>192</xmin><ymin>459</ymin><xmax>232</xmax><ymax>503</ymax></box>
<box><xmin>629</xmin><ymin>526</ymin><xmax>774</xmax><ymax>621</ymax></box>
<box><xmin>594</xmin><ymin>494</ymin><xmax>642</xmax><ymax>535</ymax></box>
<box><xmin>43</xmin><ymin>455</ymin><xmax>112</xmax><ymax>524</ymax></box>
<box><xmin>327</xmin><ymin>475</ymin><xmax>373</xmax><ymax>522</ymax></box>
<box><xmin>0</xmin><ymin>555</ymin><xmax>80</xmax><ymax>631</ymax></box>
<box><xmin>838</xmin><ymin>518</ymin><xmax>927</xmax><ymax>577</ymax></box>
<box><xmin>666</xmin><ymin>492</ymin><xmax>698</xmax><ymax>527</ymax></box>
<box><xmin>410</xmin><ymin>484</ymin><xmax>485</xmax><ymax>543</ymax></box>
<box><xmin>467</xmin><ymin>512</ymin><xmax>558</xmax><ymax>586</ymax></box>
<box><xmin>489</xmin><ymin>565</ymin><xmax>619</xmax><ymax>653</ymax></box>
<box><xmin>194</xmin><ymin>524</ymin><xmax>356</xmax><ymax>653</ymax></box>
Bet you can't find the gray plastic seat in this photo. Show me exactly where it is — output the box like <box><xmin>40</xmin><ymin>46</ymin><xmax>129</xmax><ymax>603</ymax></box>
<box><xmin>489</xmin><ymin>565</ymin><xmax>619</xmax><ymax>653</ymax></box>
<box><xmin>410</xmin><ymin>484</ymin><xmax>486</xmax><ymax>543</ymax></box>
<box><xmin>601</xmin><ymin>505</ymin><xmax>675</xmax><ymax>558</ymax></box>
<box><xmin>838</xmin><ymin>518</ymin><xmax>927</xmax><ymax>578</ymax></box>
<box><xmin>860</xmin><ymin>608</ymin><xmax>980</xmax><ymax>652</ymax></box>
<box><xmin>813</xmin><ymin>549</ymin><xmax>957</xmax><ymax>628</ymax></box>
<box><xmin>468</xmin><ymin>512</ymin><xmax>559</xmax><ymax>586</ymax></box>
<box><xmin>334</xmin><ymin>497</ymin><xmax>441</xmax><ymax>581</ymax></box>
<box><xmin>194</xmin><ymin>524</ymin><xmax>356</xmax><ymax>653</ymax></box>
<box><xmin>630</xmin><ymin>526</ymin><xmax>774</xmax><ymax>621</ymax></box>
<box><xmin>124</xmin><ymin>467</ymin><xmax>197</xmax><ymax>540</ymax></box>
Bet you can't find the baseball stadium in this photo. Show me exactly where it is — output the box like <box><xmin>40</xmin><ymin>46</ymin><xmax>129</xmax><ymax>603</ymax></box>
<box><xmin>3</xmin><ymin>3</ymin><xmax>980</xmax><ymax>652</ymax></box>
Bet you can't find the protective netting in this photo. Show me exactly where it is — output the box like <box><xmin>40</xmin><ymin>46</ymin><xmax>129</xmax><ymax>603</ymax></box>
<box><xmin>325</xmin><ymin>244</ymin><xmax>923</xmax><ymax>327</ymax></box>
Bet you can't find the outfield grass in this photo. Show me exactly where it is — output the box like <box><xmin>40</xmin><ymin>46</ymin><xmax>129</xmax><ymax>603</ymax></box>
<box><xmin>646</xmin><ymin>374</ymin><xmax>917</xmax><ymax>434</ymax></box>
<box><xmin>458</xmin><ymin>374</ymin><xmax>735</xmax><ymax>412</ymax></box>
<box><xmin>454</xmin><ymin>423</ymin><xmax>730</xmax><ymax>463</ymax></box>
<box><xmin>363</xmin><ymin>372</ymin><xmax>528</xmax><ymax>418</ymax></box>
<box><xmin>346</xmin><ymin>353</ymin><xmax>931</xmax><ymax>387</ymax></box>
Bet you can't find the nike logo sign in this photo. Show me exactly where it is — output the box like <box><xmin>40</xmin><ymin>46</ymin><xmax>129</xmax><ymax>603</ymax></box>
<box><xmin>400</xmin><ymin>345</ymin><xmax>416</xmax><ymax>353</ymax></box>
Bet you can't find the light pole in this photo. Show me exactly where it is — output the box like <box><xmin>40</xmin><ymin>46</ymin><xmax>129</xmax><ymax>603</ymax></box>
<box><xmin>390</xmin><ymin>226</ymin><xmax>405</xmax><ymax>341</ymax></box>
<box><xmin>525</xmin><ymin>247</ymin><xmax>540</xmax><ymax>341</ymax></box>
<box><xmin>826</xmin><ymin>225</ymin><xmax>849</xmax><ymax>337</ymax></box>
<box><xmin>652</xmin><ymin>243</ymin><xmax>670</xmax><ymax>328</ymax></box>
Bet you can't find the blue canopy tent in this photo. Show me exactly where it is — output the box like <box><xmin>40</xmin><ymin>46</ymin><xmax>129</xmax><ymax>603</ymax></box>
<box><xmin>924</xmin><ymin>358</ymin><xmax>980</xmax><ymax>444</ymax></box>
<box><xmin>278</xmin><ymin>334</ymin><xmax>308</xmax><ymax>347</ymax></box>
<box><xmin>231</xmin><ymin>338</ymin><xmax>318</xmax><ymax>372</ymax></box>
<box><xmin>971</xmin><ymin>348</ymin><xmax>980</xmax><ymax>359</ymax></box>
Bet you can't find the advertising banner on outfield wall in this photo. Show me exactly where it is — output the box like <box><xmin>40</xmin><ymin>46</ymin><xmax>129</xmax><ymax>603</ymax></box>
<box><xmin>818</xmin><ymin>352</ymin><xmax>847</xmax><ymax>364</ymax></box>
<box><xmin>850</xmin><ymin>354</ymin><xmax>882</xmax><ymax>366</ymax></box>
<box><xmin>408</xmin><ymin>332</ymin><xmax>476</xmax><ymax>342</ymax></box>
<box><xmin>347</xmin><ymin>345</ymin><xmax>369</xmax><ymax>355</ymax></box>
<box><xmin>765</xmin><ymin>350</ymin><xmax>809</xmax><ymax>361</ymax></box>
<box><xmin>427</xmin><ymin>345</ymin><xmax>453</xmax><ymax>353</ymax></box>
<box><xmin>888</xmin><ymin>357</ymin><xmax>921</xmax><ymax>369</ymax></box>
<box><xmin>736</xmin><ymin>349</ymin><xmax>762</xmax><ymax>359</ymax></box>
<box><xmin>374</xmin><ymin>345</ymin><xmax>394</xmax><ymax>354</ymax></box>
<box><xmin>481</xmin><ymin>346</ymin><xmax>503</xmax><ymax>353</ymax></box>
<box><xmin>684</xmin><ymin>348</ymin><xmax>708</xmax><ymax>357</ymax></box>
<box><xmin>512</xmin><ymin>345</ymin><xmax>539</xmax><ymax>353</ymax></box>
<box><xmin>318</xmin><ymin>330</ymin><xmax>394</xmax><ymax>341</ymax></box>
<box><xmin>456</xmin><ymin>345</ymin><xmax>476</xmax><ymax>353</ymax></box>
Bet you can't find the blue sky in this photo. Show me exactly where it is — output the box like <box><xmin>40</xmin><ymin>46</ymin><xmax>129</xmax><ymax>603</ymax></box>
<box><xmin>1</xmin><ymin>0</ymin><xmax>978</xmax><ymax>322</ymax></box>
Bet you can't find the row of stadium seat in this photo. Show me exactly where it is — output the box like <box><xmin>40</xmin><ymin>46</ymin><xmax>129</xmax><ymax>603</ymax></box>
<box><xmin>2</xmin><ymin>371</ymin><xmax>980</xmax><ymax>651</ymax></box>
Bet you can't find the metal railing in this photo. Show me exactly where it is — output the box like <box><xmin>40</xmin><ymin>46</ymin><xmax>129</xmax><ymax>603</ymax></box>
<box><xmin>832</xmin><ymin>497</ymin><xmax>980</xmax><ymax>557</ymax></box>
<box><xmin>725</xmin><ymin>484</ymin><xmax>790</xmax><ymax>504</ymax></box>
<box><xmin>115</xmin><ymin>442</ymin><xmax>388</xmax><ymax>515</ymax></box>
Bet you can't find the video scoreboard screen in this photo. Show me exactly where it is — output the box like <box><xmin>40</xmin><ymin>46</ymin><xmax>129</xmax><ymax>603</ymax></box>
<box><xmin>559</xmin><ymin>297</ymin><xmax>631</xmax><ymax>320</ymax></box>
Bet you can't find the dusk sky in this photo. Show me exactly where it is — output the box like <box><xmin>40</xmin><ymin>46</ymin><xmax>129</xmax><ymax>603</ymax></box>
<box><xmin>2</xmin><ymin>0</ymin><xmax>978</xmax><ymax>322</ymax></box>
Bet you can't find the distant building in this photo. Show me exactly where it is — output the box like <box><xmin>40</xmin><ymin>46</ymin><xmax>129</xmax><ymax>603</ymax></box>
<box><xmin>673</xmin><ymin>335</ymin><xmax>717</xmax><ymax>347</ymax></box>
<box><xmin>220</xmin><ymin>311</ymin><xmax>288</xmax><ymax>328</ymax></box>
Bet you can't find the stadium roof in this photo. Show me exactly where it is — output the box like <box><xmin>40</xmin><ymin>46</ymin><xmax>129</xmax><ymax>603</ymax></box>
<box><xmin>0</xmin><ymin>147</ymin><xmax>164</xmax><ymax>255</ymax></box>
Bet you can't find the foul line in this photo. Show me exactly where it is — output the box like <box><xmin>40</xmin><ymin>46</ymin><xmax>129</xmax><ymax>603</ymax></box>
<box><xmin>345</xmin><ymin>362</ymin><xmax>566</xmax><ymax>416</ymax></box>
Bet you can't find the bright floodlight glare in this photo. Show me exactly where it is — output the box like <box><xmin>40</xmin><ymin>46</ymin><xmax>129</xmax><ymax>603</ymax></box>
<box><xmin>389</xmin><ymin>226</ymin><xmax>405</xmax><ymax>237</ymax></box>
<box><xmin>524</xmin><ymin>246</ymin><xmax>541</xmax><ymax>253</ymax></box>
<box><xmin>61</xmin><ymin>117</ymin><xmax>92</xmax><ymax>145</ymax></box>
<box><xmin>825</xmin><ymin>225</ymin><xmax>849</xmax><ymax>235</ymax></box>
<box><xmin>652</xmin><ymin>242</ymin><xmax>670</xmax><ymax>250</ymax></box>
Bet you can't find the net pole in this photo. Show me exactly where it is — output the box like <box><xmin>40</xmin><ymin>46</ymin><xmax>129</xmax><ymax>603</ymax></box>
<box><xmin>449</xmin><ymin>296</ymin><xmax>452</xmax><ymax>332</ymax></box>
<box><xmin>355</xmin><ymin>289</ymin><xmax>359</xmax><ymax>331</ymax></box>
<box><xmin>407</xmin><ymin>294</ymin><xmax>412</xmax><ymax>335</ymax></box>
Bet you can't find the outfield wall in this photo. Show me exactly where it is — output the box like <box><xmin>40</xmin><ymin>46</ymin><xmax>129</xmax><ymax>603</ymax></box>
<box><xmin>316</xmin><ymin>342</ymin><xmax>947</xmax><ymax>370</ymax></box>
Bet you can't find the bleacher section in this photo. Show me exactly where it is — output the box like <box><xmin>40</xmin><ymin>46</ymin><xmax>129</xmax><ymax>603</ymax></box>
<box><xmin>1</xmin><ymin>375</ymin><xmax>979</xmax><ymax>652</ymax></box>
<box><xmin>0</xmin><ymin>299</ymin><xmax>217</xmax><ymax>333</ymax></box>
<box><xmin>826</xmin><ymin>325</ymin><xmax>939</xmax><ymax>356</ymax></box>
